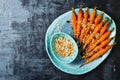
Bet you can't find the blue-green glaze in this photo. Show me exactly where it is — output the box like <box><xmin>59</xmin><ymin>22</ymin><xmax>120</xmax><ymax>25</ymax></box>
<box><xmin>50</xmin><ymin>32</ymin><xmax>78</xmax><ymax>63</ymax></box>
<box><xmin>45</xmin><ymin>8</ymin><xmax>116</xmax><ymax>75</ymax></box>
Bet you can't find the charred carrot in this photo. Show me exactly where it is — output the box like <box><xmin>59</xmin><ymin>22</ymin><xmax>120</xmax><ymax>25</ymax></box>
<box><xmin>77</xmin><ymin>5</ymin><xmax>83</xmax><ymax>21</ymax></box>
<box><xmin>71</xmin><ymin>7</ymin><xmax>77</xmax><ymax>30</ymax></box>
<box><xmin>99</xmin><ymin>37</ymin><xmax>114</xmax><ymax>48</ymax></box>
<box><xmin>83</xmin><ymin>24</ymin><xmax>95</xmax><ymax>44</ymax></box>
<box><xmin>76</xmin><ymin>5</ymin><xmax>83</xmax><ymax>39</ymax></box>
<box><xmin>76</xmin><ymin>23</ymin><xmax>82</xmax><ymax>39</ymax></box>
<box><xmin>85</xmin><ymin>23</ymin><xmax>91</xmax><ymax>35</ymax></box>
<box><xmin>84</xmin><ymin>34</ymin><xmax>98</xmax><ymax>52</ymax></box>
<box><xmin>80</xmin><ymin>24</ymin><xmax>87</xmax><ymax>43</ymax></box>
<box><xmin>83</xmin><ymin>44</ymin><xmax>114</xmax><ymax>65</ymax></box>
<box><xmin>92</xmin><ymin>18</ymin><xmax>107</xmax><ymax>34</ymax></box>
<box><xmin>99</xmin><ymin>19</ymin><xmax>112</xmax><ymax>38</ymax></box>
<box><xmin>82</xmin><ymin>37</ymin><xmax>95</xmax><ymax>55</ymax></box>
<box><xmin>80</xmin><ymin>7</ymin><xmax>89</xmax><ymax>41</ymax></box>
<box><xmin>83</xmin><ymin>37</ymin><xmax>114</xmax><ymax>59</ymax></box>
<box><xmin>82</xmin><ymin>51</ymin><xmax>95</xmax><ymax>59</ymax></box>
<box><xmin>89</xmin><ymin>7</ymin><xmax>96</xmax><ymax>23</ymax></box>
<box><xmin>94</xmin><ymin>29</ymin><xmax>113</xmax><ymax>46</ymax></box>
<box><xmin>71</xmin><ymin>7</ymin><xmax>77</xmax><ymax>39</ymax></box>
<box><xmin>94</xmin><ymin>11</ymin><xmax>104</xmax><ymax>25</ymax></box>
<box><xmin>87</xmin><ymin>28</ymin><xmax>113</xmax><ymax>52</ymax></box>
<box><xmin>83</xmin><ymin>18</ymin><xmax>107</xmax><ymax>49</ymax></box>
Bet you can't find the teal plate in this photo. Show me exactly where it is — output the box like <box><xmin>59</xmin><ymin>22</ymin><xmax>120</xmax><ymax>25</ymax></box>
<box><xmin>45</xmin><ymin>8</ymin><xmax>116</xmax><ymax>75</ymax></box>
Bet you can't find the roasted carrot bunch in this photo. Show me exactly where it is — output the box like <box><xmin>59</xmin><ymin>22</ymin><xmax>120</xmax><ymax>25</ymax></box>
<box><xmin>71</xmin><ymin>5</ymin><xmax>115</xmax><ymax>66</ymax></box>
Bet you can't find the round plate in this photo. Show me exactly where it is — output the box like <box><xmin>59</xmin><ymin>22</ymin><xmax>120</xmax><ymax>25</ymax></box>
<box><xmin>45</xmin><ymin>8</ymin><xmax>116</xmax><ymax>75</ymax></box>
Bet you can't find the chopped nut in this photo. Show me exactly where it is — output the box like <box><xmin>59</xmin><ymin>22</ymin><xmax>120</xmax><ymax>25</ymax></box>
<box><xmin>55</xmin><ymin>37</ymin><xmax>74</xmax><ymax>57</ymax></box>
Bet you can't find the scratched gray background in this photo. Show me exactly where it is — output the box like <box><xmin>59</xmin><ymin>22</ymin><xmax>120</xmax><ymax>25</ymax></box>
<box><xmin>0</xmin><ymin>0</ymin><xmax>120</xmax><ymax>80</ymax></box>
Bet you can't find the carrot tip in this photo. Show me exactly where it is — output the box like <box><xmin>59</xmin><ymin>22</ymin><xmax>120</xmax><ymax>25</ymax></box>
<box><xmin>80</xmin><ymin>5</ymin><xmax>82</xmax><ymax>9</ymax></box>
<box><xmin>94</xmin><ymin>6</ymin><xmax>97</xmax><ymax>10</ymax></box>
<box><xmin>101</xmin><ymin>11</ymin><xmax>104</xmax><ymax>14</ymax></box>
<box><xmin>86</xmin><ymin>7</ymin><xmax>89</xmax><ymax>11</ymax></box>
<box><xmin>103</xmin><ymin>17</ymin><xmax>108</xmax><ymax>23</ymax></box>
<box><xmin>105</xmin><ymin>19</ymin><xmax>112</xmax><ymax>24</ymax></box>
<box><xmin>110</xmin><ymin>27</ymin><xmax>114</xmax><ymax>31</ymax></box>
<box><xmin>109</xmin><ymin>19</ymin><xmax>112</xmax><ymax>23</ymax></box>
<box><xmin>72</xmin><ymin>7</ymin><xmax>74</xmax><ymax>12</ymax></box>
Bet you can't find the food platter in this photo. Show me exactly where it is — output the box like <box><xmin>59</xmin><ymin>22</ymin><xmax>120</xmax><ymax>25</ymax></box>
<box><xmin>45</xmin><ymin>8</ymin><xmax>116</xmax><ymax>75</ymax></box>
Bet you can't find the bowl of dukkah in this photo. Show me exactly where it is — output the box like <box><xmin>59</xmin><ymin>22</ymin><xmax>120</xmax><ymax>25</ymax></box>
<box><xmin>50</xmin><ymin>32</ymin><xmax>78</xmax><ymax>63</ymax></box>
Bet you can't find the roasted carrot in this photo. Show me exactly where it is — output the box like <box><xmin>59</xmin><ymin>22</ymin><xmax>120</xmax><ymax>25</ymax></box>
<box><xmin>83</xmin><ymin>24</ymin><xmax>95</xmax><ymax>44</ymax></box>
<box><xmin>71</xmin><ymin>7</ymin><xmax>77</xmax><ymax>39</ymax></box>
<box><xmin>99</xmin><ymin>37</ymin><xmax>114</xmax><ymax>48</ymax></box>
<box><xmin>76</xmin><ymin>5</ymin><xmax>83</xmax><ymax>39</ymax></box>
<box><xmin>80</xmin><ymin>7</ymin><xmax>89</xmax><ymax>42</ymax></box>
<box><xmin>77</xmin><ymin>5</ymin><xmax>83</xmax><ymax>21</ymax></box>
<box><xmin>83</xmin><ymin>31</ymin><xmax>94</xmax><ymax>49</ymax></box>
<box><xmin>79</xmin><ymin>23</ymin><xmax>87</xmax><ymax>43</ymax></box>
<box><xmin>83</xmin><ymin>37</ymin><xmax>114</xmax><ymax>59</ymax></box>
<box><xmin>84</xmin><ymin>34</ymin><xmax>98</xmax><ymax>52</ymax></box>
<box><xmin>87</xmin><ymin>28</ymin><xmax>113</xmax><ymax>52</ymax></box>
<box><xmin>83</xmin><ymin>34</ymin><xmax>89</xmax><ymax>44</ymax></box>
<box><xmin>89</xmin><ymin>7</ymin><xmax>96</xmax><ymax>23</ymax></box>
<box><xmin>83</xmin><ymin>44</ymin><xmax>114</xmax><ymax>65</ymax></box>
<box><xmin>94</xmin><ymin>11</ymin><xmax>104</xmax><ymax>25</ymax></box>
<box><xmin>82</xmin><ymin>7</ymin><xmax>90</xmax><ymax>43</ymax></box>
<box><xmin>71</xmin><ymin>7</ymin><xmax>77</xmax><ymax>30</ymax></box>
<box><xmin>94</xmin><ymin>29</ymin><xmax>113</xmax><ymax>45</ymax></box>
<box><xmin>85</xmin><ymin>23</ymin><xmax>91</xmax><ymax>35</ymax></box>
<box><xmin>83</xmin><ymin>7</ymin><xmax>89</xmax><ymax>23</ymax></box>
<box><xmin>92</xmin><ymin>18</ymin><xmax>107</xmax><ymax>34</ymax></box>
<box><xmin>82</xmin><ymin>51</ymin><xmax>95</xmax><ymax>59</ymax></box>
<box><xmin>76</xmin><ymin>23</ymin><xmax>82</xmax><ymax>39</ymax></box>
<box><xmin>82</xmin><ymin>37</ymin><xmax>95</xmax><ymax>55</ymax></box>
<box><xmin>99</xmin><ymin>19</ymin><xmax>112</xmax><ymax>38</ymax></box>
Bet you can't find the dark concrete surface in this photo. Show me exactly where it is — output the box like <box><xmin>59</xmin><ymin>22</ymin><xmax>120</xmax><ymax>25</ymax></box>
<box><xmin>0</xmin><ymin>0</ymin><xmax>120</xmax><ymax>80</ymax></box>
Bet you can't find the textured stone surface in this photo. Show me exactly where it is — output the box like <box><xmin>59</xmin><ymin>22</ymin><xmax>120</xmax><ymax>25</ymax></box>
<box><xmin>0</xmin><ymin>0</ymin><xmax>120</xmax><ymax>80</ymax></box>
